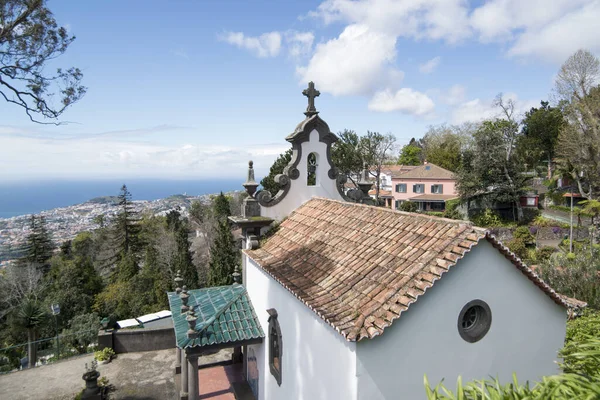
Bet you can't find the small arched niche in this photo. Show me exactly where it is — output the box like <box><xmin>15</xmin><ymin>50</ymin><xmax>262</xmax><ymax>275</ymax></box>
<box><xmin>307</xmin><ymin>152</ymin><xmax>318</xmax><ymax>186</ymax></box>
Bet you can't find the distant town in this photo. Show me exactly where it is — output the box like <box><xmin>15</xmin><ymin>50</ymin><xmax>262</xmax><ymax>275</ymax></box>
<box><xmin>0</xmin><ymin>193</ymin><xmax>221</xmax><ymax>266</ymax></box>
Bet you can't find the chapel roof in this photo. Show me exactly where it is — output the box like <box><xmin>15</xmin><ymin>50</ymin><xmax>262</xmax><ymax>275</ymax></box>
<box><xmin>245</xmin><ymin>197</ymin><xmax>571</xmax><ymax>342</ymax></box>
<box><xmin>167</xmin><ymin>285</ymin><xmax>264</xmax><ymax>349</ymax></box>
<box><xmin>392</xmin><ymin>162</ymin><xmax>454</xmax><ymax>180</ymax></box>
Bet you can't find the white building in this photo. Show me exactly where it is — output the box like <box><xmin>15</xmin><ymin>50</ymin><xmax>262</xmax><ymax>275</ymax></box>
<box><xmin>171</xmin><ymin>82</ymin><xmax>582</xmax><ymax>400</ymax></box>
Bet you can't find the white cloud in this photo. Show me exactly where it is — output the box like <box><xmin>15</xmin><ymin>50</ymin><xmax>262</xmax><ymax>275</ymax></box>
<box><xmin>0</xmin><ymin>125</ymin><xmax>289</xmax><ymax>180</ymax></box>
<box><xmin>368</xmin><ymin>88</ymin><xmax>435</xmax><ymax>115</ymax></box>
<box><xmin>220</xmin><ymin>31</ymin><xmax>282</xmax><ymax>58</ymax></box>
<box><xmin>308</xmin><ymin>0</ymin><xmax>471</xmax><ymax>44</ymax></box>
<box><xmin>286</xmin><ymin>31</ymin><xmax>315</xmax><ymax>58</ymax></box>
<box><xmin>419</xmin><ymin>56</ymin><xmax>441</xmax><ymax>74</ymax></box>
<box><xmin>296</xmin><ymin>24</ymin><xmax>400</xmax><ymax>96</ymax></box>
<box><xmin>470</xmin><ymin>0</ymin><xmax>599</xmax><ymax>62</ymax></box>
<box><xmin>450</xmin><ymin>93</ymin><xmax>537</xmax><ymax>124</ymax></box>
<box><xmin>441</xmin><ymin>84</ymin><xmax>466</xmax><ymax>105</ymax></box>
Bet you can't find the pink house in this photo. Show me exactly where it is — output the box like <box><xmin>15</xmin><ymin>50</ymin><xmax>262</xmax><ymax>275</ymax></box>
<box><xmin>391</xmin><ymin>162</ymin><xmax>458</xmax><ymax>211</ymax></box>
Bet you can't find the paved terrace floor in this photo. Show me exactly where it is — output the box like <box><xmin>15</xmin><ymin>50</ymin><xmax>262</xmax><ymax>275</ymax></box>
<box><xmin>0</xmin><ymin>348</ymin><xmax>235</xmax><ymax>400</ymax></box>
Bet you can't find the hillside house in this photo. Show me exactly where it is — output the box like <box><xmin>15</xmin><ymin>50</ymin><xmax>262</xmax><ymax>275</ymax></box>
<box><xmin>391</xmin><ymin>162</ymin><xmax>458</xmax><ymax>211</ymax></box>
<box><xmin>170</xmin><ymin>83</ymin><xmax>580</xmax><ymax>400</ymax></box>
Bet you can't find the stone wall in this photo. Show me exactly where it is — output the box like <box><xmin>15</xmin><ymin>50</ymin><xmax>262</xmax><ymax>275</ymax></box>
<box><xmin>488</xmin><ymin>227</ymin><xmax>589</xmax><ymax>243</ymax></box>
<box><xmin>98</xmin><ymin>327</ymin><xmax>176</xmax><ymax>354</ymax></box>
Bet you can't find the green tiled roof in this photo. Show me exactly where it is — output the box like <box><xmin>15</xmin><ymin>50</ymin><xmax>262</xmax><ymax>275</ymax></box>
<box><xmin>167</xmin><ymin>284</ymin><xmax>264</xmax><ymax>349</ymax></box>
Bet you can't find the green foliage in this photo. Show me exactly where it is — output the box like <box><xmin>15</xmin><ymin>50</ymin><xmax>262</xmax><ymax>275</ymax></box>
<box><xmin>421</xmin><ymin>126</ymin><xmax>464</xmax><ymax>172</ymax></box>
<box><xmin>260</xmin><ymin>148</ymin><xmax>293</xmax><ymax>196</ymax></box>
<box><xmin>424</xmin><ymin>212</ymin><xmax>444</xmax><ymax>217</ymax></box>
<box><xmin>399</xmin><ymin>201</ymin><xmax>418</xmax><ymax>212</ymax></box>
<box><xmin>424</xmin><ymin>337</ymin><xmax>600</xmax><ymax>399</ymax></box>
<box><xmin>471</xmin><ymin>209</ymin><xmax>502</xmax><ymax>227</ymax></box>
<box><xmin>213</xmin><ymin>192</ymin><xmax>231</xmax><ymax>220</ymax></box>
<box><xmin>398</xmin><ymin>143</ymin><xmax>422</xmax><ymax>166</ymax></box>
<box><xmin>332</xmin><ymin>130</ymin><xmax>363</xmax><ymax>186</ymax></box>
<box><xmin>456</xmin><ymin>118</ymin><xmax>528</xmax><ymax>222</ymax></box>
<box><xmin>113</xmin><ymin>184</ymin><xmax>141</xmax><ymax>257</ymax></box>
<box><xmin>507</xmin><ymin>238</ymin><xmax>528</xmax><ymax>260</ymax></box>
<box><xmin>540</xmin><ymin>251</ymin><xmax>600</xmax><ymax>309</ymax></box>
<box><xmin>21</xmin><ymin>215</ymin><xmax>55</xmax><ymax>268</ymax></box>
<box><xmin>0</xmin><ymin>0</ymin><xmax>86</xmax><ymax>122</ymax></box>
<box><xmin>561</xmin><ymin>311</ymin><xmax>600</xmax><ymax>375</ymax></box>
<box><xmin>550</xmin><ymin>204</ymin><xmax>592</xmax><ymax>217</ymax></box>
<box><xmin>61</xmin><ymin>313</ymin><xmax>100</xmax><ymax>354</ymax></box>
<box><xmin>94</xmin><ymin>347</ymin><xmax>115</xmax><ymax>362</ymax></box>
<box><xmin>513</xmin><ymin>226</ymin><xmax>534</xmax><ymax>244</ymax></box>
<box><xmin>207</xmin><ymin>220</ymin><xmax>239</xmax><ymax>287</ymax></box>
<box><xmin>517</xmin><ymin>101</ymin><xmax>564</xmax><ymax>170</ymax></box>
<box><xmin>535</xmin><ymin>246</ymin><xmax>556</xmax><ymax>262</ymax></box>
<box><xmin>443</xmin><ymin>199</ymin><xmax>463</xmax><ymax>220</ymax></box>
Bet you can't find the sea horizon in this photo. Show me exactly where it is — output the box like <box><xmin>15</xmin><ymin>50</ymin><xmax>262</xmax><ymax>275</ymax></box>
<box><xmin>0</xmin><ymin>178</ymin><xmax>248</xmax><ymax>219</ymax></box>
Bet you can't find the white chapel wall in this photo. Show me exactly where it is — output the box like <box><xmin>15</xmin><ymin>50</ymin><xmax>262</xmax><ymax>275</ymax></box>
<box><xmin>261</xmin><ymin>129</ymin><xmax>344</xmax><ymax>221</ymax></box>
<box><xmin>355</xmin><ymin>240</ymin><xmax>567</xmax><ymax>400</ymax></box>
<box><xmin>245</xmin><ymin>256</ymin><xmax>357</xmax><ymax>400</ymax></box>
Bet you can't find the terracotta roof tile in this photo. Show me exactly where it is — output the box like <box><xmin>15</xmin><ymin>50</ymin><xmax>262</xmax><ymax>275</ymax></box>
<box><xmin>245</xmin><ymin>197</ymin><xmax>573</xmax><ymax>342</ymax></box>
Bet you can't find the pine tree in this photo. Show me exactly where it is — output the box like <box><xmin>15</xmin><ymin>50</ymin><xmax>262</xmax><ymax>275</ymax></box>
<box><xmin>207</xmin><ymin>220</ymin><xmax>239</xmax><ymax>287</ymax></box>
<box><xmin>166</xmin><ymin>209</ymin><xmax>199</xmax><ymax>288</ymax></box>
<box><xmin>21</xmin><ymin>215</ymin><xmax>54</xmax><ymax>269</ymax></box>
<box><xmin>114</xmin><ymin>185</ymin><xmax>141</xmax><ymax>255</ymax></box>
<box><xmin>260</xmin><ymin>149</ymin><xmax>293</xmax><ymax>196</ymax></box>
<box><xmin>213</xmin><ymin>192</ymin><xmax>231</xmax><ymax>220</ymax></box>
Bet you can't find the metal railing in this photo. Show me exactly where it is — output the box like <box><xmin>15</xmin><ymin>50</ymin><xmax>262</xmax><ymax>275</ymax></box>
<box><xmin>0</xmin><ymin>329</ymin><xmax>98</xmax><ymax>374</ymax></box>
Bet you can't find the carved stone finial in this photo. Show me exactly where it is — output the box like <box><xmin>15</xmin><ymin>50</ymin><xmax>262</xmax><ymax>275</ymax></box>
<box><xmin>179</xmin><ymin>287</ymin><xmax>190</xmax><ymax>313</ymax></box>
<box><xmin>186</xmin><ymin>307</ymin><xmax>198</xmax><ymax>338</ymax></box>
<box><xmin>174</xmin><ymin>270</ymin><xmax>183</xmax><ymax>294</ymax></box>
<box><xmin>232</xmin><ymin>264</ymin><xmax>241</xmax><ymax>285</ymax></box>
<box><xmin>243</xmin><ymin>160</ymin><xmax>259</xmax><ymax>197</ymax></box>
<box><xmin>357</xmin><ymin>163</ymin><xmax>373</xmax><ymax>198</ymax></box>
<box><xmin>302</xmin><ymin>81</ymin><xmax>320</xmax><ymax>117</ymax></box>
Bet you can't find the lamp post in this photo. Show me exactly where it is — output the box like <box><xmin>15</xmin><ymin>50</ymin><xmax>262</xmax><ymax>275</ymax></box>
<box><xmin>50</xmin><ymin>304</ymin><xmax>60</xmax><ymax>360</ymax></box>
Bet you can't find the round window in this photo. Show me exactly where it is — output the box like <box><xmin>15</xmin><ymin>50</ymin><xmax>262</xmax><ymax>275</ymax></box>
<box><xmin>457</xmin><ymin>300</ymin><xmax>491</xmax><ymax>343</ymax></box>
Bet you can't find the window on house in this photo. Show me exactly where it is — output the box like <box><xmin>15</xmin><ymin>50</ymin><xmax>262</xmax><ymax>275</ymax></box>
<box><xmin>431</xmin><ymin>184</ymin><xmax>443</xmax><ymax>194</ymax></box>
<box><xmin>267</xmin><ymin>308</ymin><xmax>282</xmax><ymax>385</ymax></box>
<box><xmin>307</xmin><ymin>153</ymin><xmax>318</xmax><ymax>186</ymax></box>
<box><xmin>457</xmin><ymin>300</ymin><xmax>492</xmax><ymax>343</ymax></box>
<box><xmin>413</xmin><ymin>184</ymin><xmax>424</xmax><ymax>193</ymax></box>
<box><xmin>395</xmin><ymin>183</ymin><xmax>407</xmax><ymax>193</ymax></box>
<box><xmin>395</xmin><ymin>200</ymin><xmax>402</xmax><ymax>209</ymax></box>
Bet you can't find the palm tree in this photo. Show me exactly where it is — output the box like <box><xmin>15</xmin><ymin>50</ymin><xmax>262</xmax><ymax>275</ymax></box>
<box><xmin>15</xmin><ymin>299</ymin><xmax>47</xmax><ymax>368</ymax></box>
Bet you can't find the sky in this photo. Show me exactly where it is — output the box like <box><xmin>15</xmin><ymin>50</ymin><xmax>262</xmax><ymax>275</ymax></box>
<box><xmin>1</xmin><ymin>0</ymin><xmax>599</xmax><ymax>182</ymax></box>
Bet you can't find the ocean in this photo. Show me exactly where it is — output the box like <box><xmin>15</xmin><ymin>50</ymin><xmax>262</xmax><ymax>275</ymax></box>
<box><xmin>0</xmin><ymin>179</ymin><xmax>245</xmax><ymax>219</ymax></box>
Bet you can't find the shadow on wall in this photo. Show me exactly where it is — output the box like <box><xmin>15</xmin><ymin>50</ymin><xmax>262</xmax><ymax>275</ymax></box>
<box><xmin>98</xmin><ymin>327</ymin><xmax>175</xmax><ymax>354</ymax></box>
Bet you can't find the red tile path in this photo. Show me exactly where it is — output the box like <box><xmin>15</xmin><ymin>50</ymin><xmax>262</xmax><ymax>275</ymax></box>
<box><xmin>199</xmin><ymin>363</ymin><xmax>244</xmax><ymax>400</ymax></box>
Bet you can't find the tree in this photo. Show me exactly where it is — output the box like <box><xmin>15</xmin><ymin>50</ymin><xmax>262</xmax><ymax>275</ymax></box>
<box><xmin>360</xmin><ymin>132</ymin><xmax>397</xmax><ymax>202</ymax></box>
<box><xmin>0</xmin><ymin>0</ymin><xmax>86</xmax><ymax>122</ymax></box>
<box><xmin>555</xmin><ymin>50</ymin><xmax>600</xmax><ymax>200</ymax></box>
<box><xmin>61</xmin><ymin>313</ymin><xmax>100</xmax><ymax>354</ymax></box>
<box><xmin>518</xmin><ymin>101</ymin><xmax>564</xmax><ymax>176</ymax></box>
<box><xmin>212</xmin><ymin>192</ymin><xmax>231</xmax><ymax>220</ymax></box>
<box><xmin>207</xmin><ymin>220</ymin><xmax>238</xmax><ymax>287</ymax></box>
<box><xmin>332</xmin><ymin>129</ymin><xmax>363</xmax><ymax>186</ymax></box>
<box><xmin>260</xmin><ymin>149</ymin><xmax>292</xmax><ymax>197</ymax></box>
<box><xmin>397</xmin><ymin>142</ymin><xmax>422</xmax><ymax>166</ymax></box>
<box><xmin>14</xmin><ymin>299</ymin><xmax>47</xmax><ymax>368</ymax></box>
<box><xmin>21</xmin><ymin>215</ymin><xmax>54</xmax><ymax>268</ymax></box>
<box><xmin>420</xmin><ymin>125</ymin><xmax>473</xmax><ymax>172</ymax></box>
<box><xmin>456</xmin><ymin>111</ymin><xmax>528</xmax><ymax>222</ymax></box>
<box><xmin>113</xmin><ymin>185</ymin><xmax>141</xmax><ymax>256</ymax></box>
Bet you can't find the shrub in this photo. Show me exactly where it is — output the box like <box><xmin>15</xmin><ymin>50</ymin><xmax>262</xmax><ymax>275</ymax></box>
<box><xmin>540</xmin><ymin>251</ymin><xmax>600</xmax><ymax>309</ymax></box>
<box><xmin>94</xmin><ymin>347</ymin><xmax>115</xmax><ymax>362</ymax></box>
<box><xmin>561</xmin><ymin>311</ymin><xmax>600</xmax><ymax>375</ymax></box>
<box><xmin>513</xmin><ymin>226</ymin><xmax>534</xmax><ymax>244</ymax></box>
<box><xmin>521</xmin><ymin>208</ymin><xmax>541</xmax><ymax>224</ymax></box>
<box><xmin>471</xmin><ymin>209</ymin><xmax>502</xmax><ymax>227</ymax></box>
<box><xmin>535</xmin><ymin>246</ymin><xmax>556</xmax><ymax>262</ymax></box>
<box><xmin>443</xmin><ymin>199</ymin><xmax>462</xmax><ymax>220</ymax></box>
<box><xmin>424</xmin><ymin>212</ymin><xmax>444</xmax><ymax>217</ymax></box>
<box><xmin>507</xmin><ymin>238</ymin><xmax>528</xmax><ymax>260</ymax></box>
<box><xmin>400</xmin><ymin>201</ymin><xmax>418</xmax><ymax>212</ymax></box>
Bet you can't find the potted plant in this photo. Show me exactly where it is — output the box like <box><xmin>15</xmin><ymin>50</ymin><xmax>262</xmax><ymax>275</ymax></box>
<box><xmin>94</xmin><ymin>348</ymin><xmax>115</xmax><ymax>364</ymax></box>
<box><xmin>82</xmin><ymin>360</ymin><xmax>101</xmax><ymax>398</ymax></box>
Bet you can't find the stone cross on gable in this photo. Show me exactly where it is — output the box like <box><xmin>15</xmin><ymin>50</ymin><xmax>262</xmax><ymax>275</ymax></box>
<box><xmin>303</xmin><ymin>81</ymin><xmax>320</xmax><ymax>117</ymax></box>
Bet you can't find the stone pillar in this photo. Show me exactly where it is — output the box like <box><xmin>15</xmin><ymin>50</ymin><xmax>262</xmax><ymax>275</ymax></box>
<box><xmin>187</xmin><ymin>355</ymin><xmax>199</xmax><ymax>400</ymax></box>
<box><xmin>180</xmin><ymin>352</ymin><xmax>188</xmax><ymax>400</ymax></box>
<box><xmin>175</xmin><ymin>347</ymin><xmax>181</xmax><ymax>374</ymax></box>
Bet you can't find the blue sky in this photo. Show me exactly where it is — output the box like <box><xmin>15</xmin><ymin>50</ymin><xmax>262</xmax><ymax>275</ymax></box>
<box><xmin>1</xmin><ymin>0</ymin><xmax>598</xmax><ymax>181</ymax></box>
